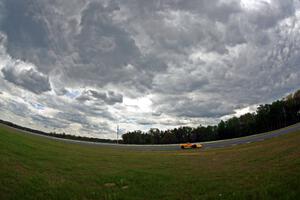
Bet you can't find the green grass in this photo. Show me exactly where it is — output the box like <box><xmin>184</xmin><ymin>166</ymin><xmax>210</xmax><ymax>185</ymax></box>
<box><xmin>1</xmin><ymin>124</ymin><xmax>300</xmax><ymax>200</ymax></box>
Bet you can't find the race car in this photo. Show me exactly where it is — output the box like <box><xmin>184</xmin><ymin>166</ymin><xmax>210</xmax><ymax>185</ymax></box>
<box><xmin>180</xmin><ymin>143</ymin><xmax>203</xmax><ymax>149</ymax></box>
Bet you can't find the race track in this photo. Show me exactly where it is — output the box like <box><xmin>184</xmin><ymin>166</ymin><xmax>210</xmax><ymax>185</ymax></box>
<box><xmin>3</xmin><ymin>122</ymin><xmax>300</xmax><ymax>151</ymax></box>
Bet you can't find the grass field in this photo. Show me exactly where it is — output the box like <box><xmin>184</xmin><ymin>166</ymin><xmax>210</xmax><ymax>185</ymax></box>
<box><xmin>0</xmin><ymin>124</ymin><xmax>300</xmax><ymax>200</ymax></box>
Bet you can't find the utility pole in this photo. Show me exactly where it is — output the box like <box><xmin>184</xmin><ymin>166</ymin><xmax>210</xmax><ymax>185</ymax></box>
<box><xmin>116</xmin><ymin>125</ymin><xmax>119</xmax><ymax>144</ymax></box>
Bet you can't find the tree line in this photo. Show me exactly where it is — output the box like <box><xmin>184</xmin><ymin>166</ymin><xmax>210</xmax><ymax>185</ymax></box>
<box><xmin>122</xmin><ymin>89</ymin><xmax>300</xmax><ymax>144</ymax></box>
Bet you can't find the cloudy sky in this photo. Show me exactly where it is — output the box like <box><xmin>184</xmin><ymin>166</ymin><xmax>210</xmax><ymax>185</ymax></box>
<box><xmin>0</xmin><ymin>0</ymin><xmax>299</xmax><ymax>139</ymax></box>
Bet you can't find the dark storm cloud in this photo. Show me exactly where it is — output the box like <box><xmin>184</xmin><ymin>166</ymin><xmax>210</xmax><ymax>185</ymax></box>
<box><xmin>153</xmin><ymin>95</ymin><xmax>235</xmax><ymax>119</ymax></box>
<box><xmin>1</xmin><ymin>0</ymin><xmax>48</xmax><ymax>49</ymax></box>
<box><xmin>77</xmin><ymin>2</ymin><xmax>138</xmax><ymax>66</ymax></box>
<box><xmin>14</xmin><ymin>0</ymin><xmax>169</xmax><ymax>92</ymax></box>
<box><xmin>77</xmin><ymin>89</ymin><xmax>123</xmax><ymax>105</ymax></box>
<box><xmin>1</xmin><ymin>64</ymin><xmax>51</xmax><ymax>94</ymax></box>
<box><xmin>123</xmin><ymin>0</ymin><xmax>242</xmax><ymax>22</ymax></box>
<box><xmin>0</xmin><ymin>0</ymin><xmax>56</xmax><ymax>70</ymax></box>
<box><xmin>245</xmin><ymin>0</ymin><xmax>295</xmax><ymax>29</ymax></box>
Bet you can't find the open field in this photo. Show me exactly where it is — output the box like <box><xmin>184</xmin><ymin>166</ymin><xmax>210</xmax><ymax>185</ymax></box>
<box><xmin>1</xmin><ymin>124</ymin><xmax>300</xmax><ymax>200</ymax></box>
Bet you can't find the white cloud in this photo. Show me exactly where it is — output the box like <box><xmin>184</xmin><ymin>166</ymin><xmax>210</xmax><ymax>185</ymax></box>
<box><xmin>123</xmin><ymin>96</ymin><xmax>153</xmax><ymax>113</ymax></box>
<box><xmin>241</xmin><ymin>0</ymin><xmax>272</xmax><ymax>10</ymax></box>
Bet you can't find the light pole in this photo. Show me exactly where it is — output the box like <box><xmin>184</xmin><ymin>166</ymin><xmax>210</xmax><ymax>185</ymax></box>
<box><xmin>116</xmin><ymin>125</ymin><xmax>119</xmax><ymax>144</ymax></box>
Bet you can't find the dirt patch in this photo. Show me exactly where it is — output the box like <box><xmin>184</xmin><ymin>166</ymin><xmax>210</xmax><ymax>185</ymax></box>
<box><xmin>104</xmin><ymin>183</ymin><xmax>116</xmax><ymax>188</ymax></box>
<box><xmin>121</xmin><ymin>185</ymin><xmax>129</xmax><ymax>190</ymax></box>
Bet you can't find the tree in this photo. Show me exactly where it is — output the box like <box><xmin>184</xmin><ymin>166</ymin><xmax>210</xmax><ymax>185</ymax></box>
<box><xmin>239</xmin><ymin>113</ymin><xmax>256</xmax><ymax>136</ymax></box>
<box><xmin>149</xmin><ymin>128</ymin><xmax>161</xmax><ymax>144</ymax></box>
<box><xmin>122</xmin><ymin>89</ymin><xmax>300</xmax><ymax>144</ymax></box>
<box><xmin>161</xmin><ymin>130</ymin><xmax>177</xmax><ymax>144</ymax></box>
<box><xmin>225</xmin><ymin>117</ymin><xmax>240</xmax><ymax>138</ymax></box>
<box><xmin>217</xmin><ymin>120</ymin><xmax>226</xmax><ymax>139</ymax></box>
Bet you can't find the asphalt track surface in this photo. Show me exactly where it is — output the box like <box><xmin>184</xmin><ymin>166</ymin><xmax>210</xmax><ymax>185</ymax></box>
<box><xmin>2</xmin><ymin>123</ymin><xmax>300</xmax><ymax>151</ymax></box>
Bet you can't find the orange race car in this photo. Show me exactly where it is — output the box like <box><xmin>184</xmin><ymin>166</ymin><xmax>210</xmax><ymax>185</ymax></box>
<box><xmin>180</xmin><ymin>143</ymin><xmax>203</xmax><ymax>149</ymax></box>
